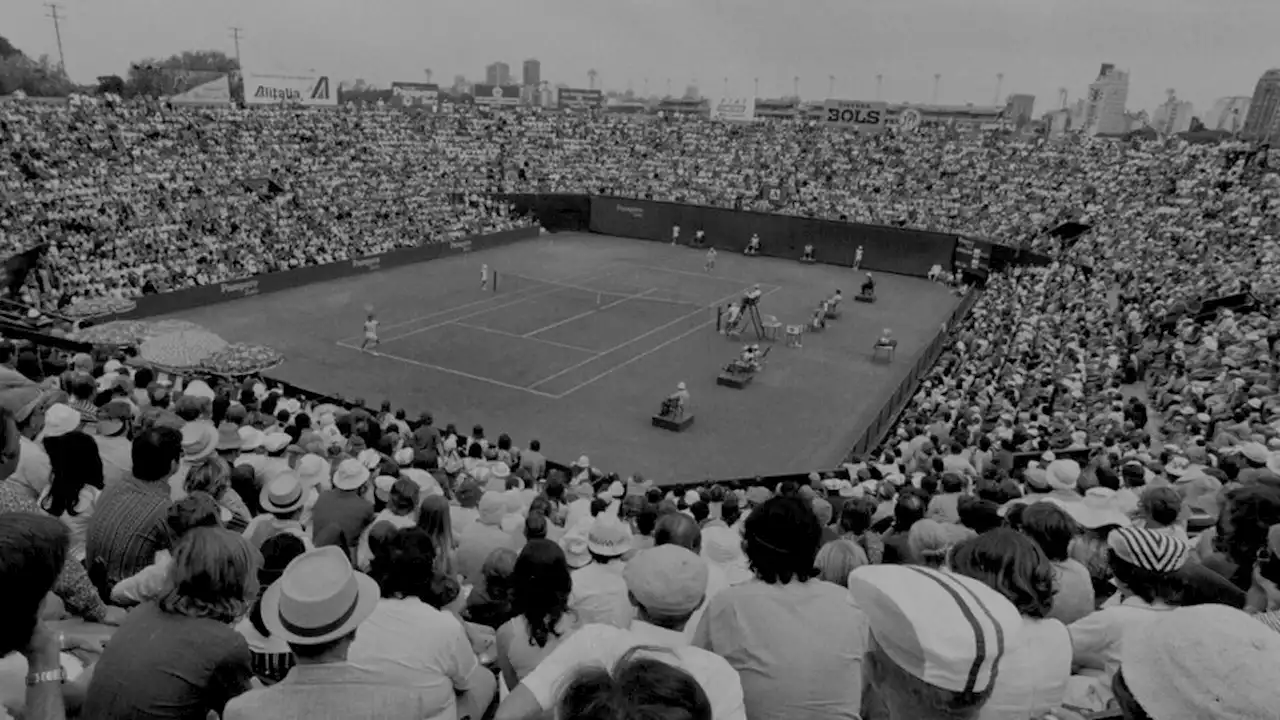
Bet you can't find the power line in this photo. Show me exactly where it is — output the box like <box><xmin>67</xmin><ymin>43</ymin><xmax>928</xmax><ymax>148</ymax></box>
<box><xmin>229</xmin><ymin>26</ymin><xmax>244</xmax><ymax>69</ymax></box>
<box><xmin>44</xmin><ymin>3</ymin><xmax>66</xmax><ymax>75</ymax></box>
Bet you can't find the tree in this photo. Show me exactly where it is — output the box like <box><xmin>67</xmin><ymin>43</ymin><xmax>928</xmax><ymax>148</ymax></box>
<box><xmin>0</xmin><ymin>35</ymin><xmax>21</xmax><ymax>60</ymax></box>
<box><xmin>126</xmin><ymin>49</ymin><xmax>239</xmax><ymax>97</ymax></box>
<box><xmin>96</xmin><ymin>75</ymin><xmax>125</xmax><ymax>95</ymax></box>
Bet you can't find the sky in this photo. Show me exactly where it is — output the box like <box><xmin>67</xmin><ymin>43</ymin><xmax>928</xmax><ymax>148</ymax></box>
<box><xmin>6</xmin><ymin>0</ymin><xmax>1275</xmax><ymax>115</ymax></box>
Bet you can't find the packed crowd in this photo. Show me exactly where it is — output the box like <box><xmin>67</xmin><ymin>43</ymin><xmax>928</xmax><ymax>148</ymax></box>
<box><xmin>3</xmin><ymin>97</ymin><xmax>1280</xmax><ymax>720</ymax></box>
<box><xmin>1</xmin><ymin>97</ymin><xmax>530</xmax><ymax>306</ymax></box>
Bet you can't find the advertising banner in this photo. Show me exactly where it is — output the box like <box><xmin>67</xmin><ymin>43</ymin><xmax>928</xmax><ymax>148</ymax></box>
<box><xmin>168</xmin><ymin>75</ymin><xmax>231</xmax><ymax>106</ymax></box>
<box><xmin>473</xmin><ymin>84</ymin><xmax>522</xmax><ymax>106</ymax></box>
<box><xmin>112</xmin><ymin>227</ymin><xmax>539</xmax><ymax>320</ymax></box>
<box><xmin>710</xmin><ymin>96</ymin><xmax>756</xmax><ymax>122</ymax></box>
<box><xmin>558</xmin><ymin>87</ymin><xmax>604</xmax><ymax>109</ymax></box>
<box><xmin>244</xmin><ymin>72</ymin><xmax>336</xmax><ymax>107</ymax></box>
<box><xmin>391</xmin><ymin>82</ymin><xmax>439</xmax><ymax>108</ymax></box>
<box><xmin>822</xmin><ymin>99</ymin><xmax>888</xmax><ymax>133</ymax></box>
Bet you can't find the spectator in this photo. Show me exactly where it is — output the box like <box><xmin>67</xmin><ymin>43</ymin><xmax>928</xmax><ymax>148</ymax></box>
<box><xmin>554</xmin><ymin>650</ymin><xmax>713</xmax><ymax>720</ymax></box>
<box><xmin>309</xmin><ymin>458</ymin><xmax>375</xmax><ymax>553</ymax></box>
<box><xmin>85</xmin><ymin>426</ymin><xmax>180</xmax><ymax>591</ymax></box>
<box><xmin>244</xmin><ymin>473</ymin><xmax>314</xmax><ymax>550</ymax></box>
<box><xmin>496</xmin><ymin>544</ymin><xmax>746</xmax><ymax>720</ymax></box>
<box><xmin>223</xmin><ymin>546</ymin><xmax>415</xmax><ymax>720</ymax></box>
<box><xmin>348</xmin><ymin>527</ymin><xmax>496</xmax><ymax>720</ymax></box>
<box><xmin>457</xmin><ymin>491</ymin><xmax>523</xmax><ymax>587</ymax></box>
<box><xmin>91</xmin><ymin>400</ymin><xmax>134</xmax><ymax>487</ymax></box>
<box><xmin>464</xmin><ymin>547</ymin><xmax>519</xmax><ymax>630</ymax></box>
<box><xmin>37</xmin><ymin>431</ymin><xmax>103</xmax><ymax>564</ymax></box>
<box><xmin>949</xmin><ymin>529</ymin><xmax>1071</xmax><ymax>719</ymax></box>
<box><xmin>1019</xmin><ymin>503</ymin><xmax>1095</xmax><ymax>624</ymax></box>
<box><xmin>848</xmin><ymin>564</ymin><xmax>1023</xmax><ymax>720</ymax></box>
<box><xmin>567</xmin><ymin>514</ymin><xmax>633</xmax><ymax>628</ymax></box>
<box><xmin>184</xmin><ymin>456</ymin><xmax>252</xmax><ymax>532</ymax></box>
<box><xmin>814</xmin><ymin>539</ymin><xmax>868</xmax><ymax>587</ymax></box>
<box><xmin>110</xmin><ymin>491</ymin><xmax>223</xmax><ymax>605</ymax></box>
<box><xmin>496</xmin><ymin>539</ymin><xmax>581</xmax><ymax>687</ymax></box>
<box><xmin>236</xmin><ymin>532</ymin><xmax>307</xmax><ymax>685</ymax></box>
<box><xmin>693</xmin><ymin>496</ymin><xmax>869</xmax><ymax>720</ymax></box>
<box><xmin>418</xmin><ymin>493</ymin><xmax>459</xmax><ymax>578</ymax></box>
<box><xmin>84</xmin><ymin>527</ymin><xmax>259</xmax><ymax>719</ymax></box>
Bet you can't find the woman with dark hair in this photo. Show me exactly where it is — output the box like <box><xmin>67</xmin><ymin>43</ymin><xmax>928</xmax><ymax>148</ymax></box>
<box><xmin>84</xmin><ymin>527</ymin><xmax>260</xmax><ymax>719</ymax></box>
<box><xmin>464</xmin><ymin>547</ymin><xmax>519</xmax><ymax>629</ymax></box>
<box><xmin>1205</xmin><ymin>484</ymin><xmax>1280</xmax><ymax>591</ymax></box>
<box><xmin>692</xmin><ymin>496</ymin><xmax>871</xmax><ymax>720</ymax></box>
<box><xmin>950</xmin><ymin>529</ymin><xmax>1071</xmax><ymax>719</ymax></box>
<box><xmin>496</xmin><ymin>539</ymin><xmax>581</xmax><ymax>688</ymax></box>
<box><xmin>1020</xmin><ymin>502</ymin><xmax>1095</xmax><ymax>624</ymax></box>
<box><xmin>556</xmin><ymin>649</ymin><xmax>712</xmax><ymax>720</ymax></box>
<box><xmin>348</xmin><ymin>528</ymin><xmax>496</xmax><ymax>720</ymax></box>
<box><xmin>38</xmin><ymin>431</ymin><xmax>104</xmax><ymax>564</ymax></box>
<box><xmin>236</xmin><ymin>532</ymin><xmax>307</xmax><ymax>685</ymax></box>
<box><xmin>418</xmin><ymin>493</ymin><xmax>459</xmax><ymax>578</ymax></box>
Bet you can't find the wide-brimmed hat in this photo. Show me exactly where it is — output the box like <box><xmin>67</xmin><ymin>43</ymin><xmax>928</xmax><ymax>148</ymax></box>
<box><xmin>36</xmin><ymin>403</ymin><xmax>80</xmax><ymax>442</ymax></box>
<box><xmin>260</xmin><ymin>474</ymin><xmax>306</xmax><ymax>515</ymax></box>
<box><xmin>1121</xmin><ymin>604</ymin><xmax>1280</xmax><ymax>719</ymax></box>
<box><xmin>239</xmin><ymin>426</ymin><xmax>264</xmax><ymax>452</ymax></box>
<box><xmin>96</xmin><ymin>400</ymin><xmax>133</xmax><ymax>437</ymax></box>
<box><xmin>561</xmin><ymin>532</ymin><xmax>592</xmax><ymax>569</ymax></box>
<box><xmin>296</xmin><ymin>453</ymin><xmax>330</xmax><ymax>490</ymax></box>
<box><xmin>181</xmin><ymin>422</ymin><xmax>219</xmax><ymax>462</ymax></box>
<box><xmin>216</xmin><ymin>422</ymin><xmax>241</xmax><ymax>451</ymax></box>
<box><xmin>260</xmin><ymin>546</ymin><xmax>380</xmax><ymax>645</ymax></box>
<box><xmin>587</xmin><ymin>515</ymin><xmax>633</xmax><ymax>557</ymax></box>
<box><xmin>1044</xmin><ymin>488</ymin><xmax>1132</xmax><ymax>529</ymax></box>
<box><xmin>263</xmin><ymin>432</ymin><xmax>292</xmax><ymax>454</ymax></box>
<box><xmin>332</xmin><ymin>458</ymin><xmax>370</xmax><ymax>491</ymax></box>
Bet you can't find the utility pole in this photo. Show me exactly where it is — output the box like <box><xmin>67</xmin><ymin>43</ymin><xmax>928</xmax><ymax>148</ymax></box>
<box><xmin>753</xmin><ymin>77</ymin><xmax>759</xmax><ymax>98</ymax></box>
<box><xmin>876</xmin><ymin>74</ymin><xmax>883</xmax><ymax>101</ymax></box>
<box><xmin>792</xmin><ymin>75</ymin><xmax>799</xmax><ymax>100</ymax></box>
<box><xmin>994</xmin><ymin>72</ymin><xmax>1004</xmax><ymax>106</ymax></box>
<box><xmin>229</xmin><ymin>26</ymin><xmax>244</xmax><ymax>69</ymax></box>
<box><xmin>828</xmin><ymin>74</ymin><xmax>835</xmax><ymax>98</ymax></box>
<box><xmin>932</xmin><ymin>73</ymin><xmax>941</xmax><ymax>104</ymax></box>
<box><xmin>44</xmin><ymin>4</ymin><xmax>67</xmax><ymax>75</ymax></box>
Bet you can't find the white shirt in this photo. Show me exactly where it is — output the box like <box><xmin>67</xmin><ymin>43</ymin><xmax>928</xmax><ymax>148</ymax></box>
<box><xmin>520</xmin><ymin>622</ymin><xmax>746</xmax><ymax>720</ymax></box>
<box><xmin>978</xmin><ymin>617</ymin><xmax>1071</xmax><ymax>720</ymax></box>
<box><xmin>683</xmin><ymin>559</ymin><xmax>730</xmax><ymax>641</ymax></box>
<box><xmin>569</xmin><ymin>560</ymin><xmax>632</xmax><ymax>628</ymax></box>
<box><xmin>12</xmin><ymin>436</ymin><xmax>51</xmax><ymax>500</ymax></box>
<box><xmin>347</xmin><ymin>597</ymin><xmax>484</xmax><ymax>720</ymax></box>
<box><xmin>38</xmin><ymin>485</ymin><xmax>99</xmax><ymax>562</ymax></box>
<box><xmin>1068</xmin><ymin>596</ymin><xmax>1176</xmax><ymax>678</ymax></box>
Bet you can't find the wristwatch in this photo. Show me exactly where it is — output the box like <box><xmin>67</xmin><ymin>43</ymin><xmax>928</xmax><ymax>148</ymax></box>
<box><xmin>26</xmin><ymin>668</ymin><xmax>66</xmax><ymax>686</ymax></box>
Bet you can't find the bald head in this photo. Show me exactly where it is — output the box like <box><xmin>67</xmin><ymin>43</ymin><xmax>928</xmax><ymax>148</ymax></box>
<box><xmin>653</xmin><ymin>512</ymin><xmax>702</xmax><ymax>553</ymax></box>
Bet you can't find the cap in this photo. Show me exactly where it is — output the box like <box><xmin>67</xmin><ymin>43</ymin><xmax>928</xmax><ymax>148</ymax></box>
<box><xmin>1107</xmin><ymin>527</ymin><xmax>1189</xmax><ymax>573</ymax></box>
<box><xmin>624</xmin><ymin>546</ymin><xmax>708</xmax><ymax>617</ymax></box>
<box><xmin>848</xmin><ymin>565</ymin><xmax>1022</xmax><ymax>694</ymax></box>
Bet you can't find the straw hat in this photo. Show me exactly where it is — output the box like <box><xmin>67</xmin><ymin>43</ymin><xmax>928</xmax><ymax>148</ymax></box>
<box><xmin>260</xmin><ymin>547</ymin><xmax>380</xmax><ymax>645</ymax></box>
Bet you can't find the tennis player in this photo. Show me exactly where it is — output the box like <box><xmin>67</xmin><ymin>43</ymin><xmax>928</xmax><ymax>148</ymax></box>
<box><xmin>360</xmin><ymin>311</ymin><xmax>380</xmax><ymax>354</ymax></box>
<box><xmin>705</xmin><ymin>247</ymin><xmax>717</xmax><ymax>273</ymax></box>
<box><xmin>481</xmin><ymin>263</ymin><xmax>490</xmax><ymax>291</ymax></box>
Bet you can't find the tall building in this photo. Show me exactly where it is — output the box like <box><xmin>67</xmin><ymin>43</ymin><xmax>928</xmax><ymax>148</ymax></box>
<box><xmin>1204</xmin><ymin>96</ymin><xmax>1252</xmax><ymax>132</ymax></box>
<box><xmin>522</xmin><ymin>59</ymin><xmax>541</xmax><ymax>87</ymax></box>
<box><xmin>1243</xmin><ymin>69</ymin><xmax>1280</xmax><ymax>142</ymax></box>
<box><xmin>1152</xmin><ymin>92</ymin><xmax>1195</xmax><ymax>135</ymax></box>
<box><xmin>1082</xmin><ymin>63</ymin><xmax>1129</xmax><ymax>136</ymax></box>
<box><xmin>1004</xmin><ymin>94</ymin><xmax>1036</xmax><ymax>127</ymax></box>
<box><xmin>485</xmin><ymin>62</ymin><xmax>511</xmax><ymax>87</ymax></box>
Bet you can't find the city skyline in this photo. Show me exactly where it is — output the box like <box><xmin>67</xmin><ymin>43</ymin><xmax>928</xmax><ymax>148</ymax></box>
<box><xmin>6</xmin><ymin>0</ymin><xmax>1273</xmax><ymax>113</ymax></box>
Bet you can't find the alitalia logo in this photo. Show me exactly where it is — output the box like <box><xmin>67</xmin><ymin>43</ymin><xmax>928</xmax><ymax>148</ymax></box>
<box><xmin>252</xmin><ymin>76</ymin><xmax>330</xmax><ymax>102</ymax></box>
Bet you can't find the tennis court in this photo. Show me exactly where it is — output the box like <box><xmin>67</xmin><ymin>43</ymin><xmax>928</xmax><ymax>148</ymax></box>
<box><xmin>154</xmin><ymin>233</ymin><xmax>961</xmax><ymax>483</ymax></box>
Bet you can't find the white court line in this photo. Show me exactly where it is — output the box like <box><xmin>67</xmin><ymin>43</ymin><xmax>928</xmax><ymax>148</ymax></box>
<box><xmin>451</xmin><ymin>322</ymin><xmax>598</xmax><ymax>353</ymax></box>
<box><xmin>376</xmin><ymin>268</ymin><xmax>626</xmax><ymax>345</ymax></box>
<box><xmin>523</xmin><ymin>288</ymin><xmax>657</xmax><ymax>338</ymax></box>
<box><xmin>553</xmin><ymin>285</ymin><xmax>785</xmax><ymax>398</ymax></box>
<box><xmin>528</xmin><ymin>283</ymin><xmax>776</xmax><ymax>391</ymax></box>
<box><xmin>337</xmin><ymin>265</ymin><xmax>625</xmax><ymax>343</ymax></box>
<box><xmin>335</xmin><ymin>341</ymin><xmax>561</xmax><ymax>399</ymax></box>
<box><xmin>624</xmin><ymin>261</ymin><xmax>766</xmax><ymax>287</ymax></box>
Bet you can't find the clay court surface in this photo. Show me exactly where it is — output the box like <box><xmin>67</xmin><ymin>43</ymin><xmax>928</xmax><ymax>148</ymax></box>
<box><xmin>156</xmin><ymin>233</ymin><xmax>961</xmax><ymax>483</ymax></box>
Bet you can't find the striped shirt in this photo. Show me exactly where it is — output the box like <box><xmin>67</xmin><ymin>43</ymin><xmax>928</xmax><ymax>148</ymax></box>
<box><xmin>85</xmin><ymin>475</ymin><xmax>173</xmax><ymax>589</ymax></box>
